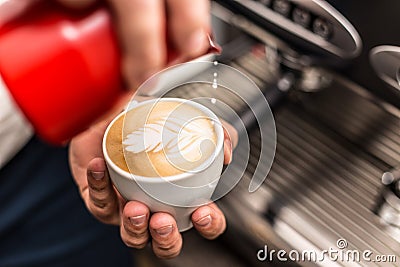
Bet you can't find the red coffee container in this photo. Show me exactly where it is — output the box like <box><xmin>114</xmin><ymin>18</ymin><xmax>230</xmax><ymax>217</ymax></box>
<box><xmin>0</xmin><ymin>2</ymin><xmax>123</xmax><ymax>145</ymax></box>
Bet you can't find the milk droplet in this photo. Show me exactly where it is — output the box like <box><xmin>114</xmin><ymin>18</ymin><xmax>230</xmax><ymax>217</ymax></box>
<box><xmin>211</xmin><ymin>98</ymin><xmax>217</xmax><ymax>104</ymax></box>
<box><xmin>214</xmin><ymin>72</ymin><xmax>218</xmax><ymax>77</ymax></box>
<box><xmin>213</xmin><ymin>61</ymin><xmax>218</xmax><ymax>66</ymax></box>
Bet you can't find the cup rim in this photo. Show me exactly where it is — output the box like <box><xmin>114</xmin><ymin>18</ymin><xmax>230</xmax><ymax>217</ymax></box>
<box><xmin>102</xmin><ymin>97</ymin><xmax>224</xmax><ymax>183</ymax></box>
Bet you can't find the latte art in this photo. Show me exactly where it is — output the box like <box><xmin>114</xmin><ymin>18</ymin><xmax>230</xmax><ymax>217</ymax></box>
<box><xmin>123</xmin><ymin>115</ymin><xmax>216</xmax><ymax>163</ymax></box>
<box><xmin>116</xmin><ymin>100</ymin><xmax>218</xmax><ymax>177</ymax></box>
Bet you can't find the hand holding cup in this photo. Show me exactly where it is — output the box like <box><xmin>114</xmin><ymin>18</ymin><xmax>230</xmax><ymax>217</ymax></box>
<box><xmin>69</xmin><ymin>99</ymin><xmax>236</xmax><ymax>258</ymax></box>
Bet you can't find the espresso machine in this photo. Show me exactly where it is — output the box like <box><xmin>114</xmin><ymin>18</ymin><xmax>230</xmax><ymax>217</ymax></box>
<box><xmin>140</xmin><ymin>1</ymin><xmax>400</xmax><ymax>266</ymax></box>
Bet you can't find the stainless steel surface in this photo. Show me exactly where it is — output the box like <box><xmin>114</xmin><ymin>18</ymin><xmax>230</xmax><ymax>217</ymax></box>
<box><xmin>224</xmin><ymin>87</ymin><xmax>399</xmax><ymax>266</ymax></box>
<box><xmin>376</xmin><ymin>166</ymin><xmax>400</xmax><ymax>244</ymax></box>
<box><xmin>164</xmin><ymin>44</ymin><xmax>400</xmax><ymax>265</ymax></box>
<box><xmin>370</xmin><ymin>46</ymin><xmax>400</xmax><ymax>92</ymax></box>
<box><xmin>216</xmin><ymin>0</ymin><xmax>362</xmax><ymax>61</ymax></box>
<box><xmin>136</xmin><ymin>3</ymin><xmax>400</xmax><ymax>266</ymax></box>
<box><xmin>231</xmin><ymin>59</ymin><xmax>400</xmax><ymax>265</ymax></box>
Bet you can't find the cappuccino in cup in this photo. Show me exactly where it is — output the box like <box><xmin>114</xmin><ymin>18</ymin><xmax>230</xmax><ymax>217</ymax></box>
<box><xmin>106</xmin><ymin>100</ymin><xmax>217</xmax><ymax>177</ymax></box>
<box><xmin>103</xmin><ymin>98</ymin><xmax>224</xmax><ymax>231</ymax></box>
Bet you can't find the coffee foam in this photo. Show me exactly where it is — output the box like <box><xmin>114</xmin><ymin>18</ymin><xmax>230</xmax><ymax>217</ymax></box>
<box><xmin>123</xmin><ymin>114</ymin><xmax>215</xmax><ymax>158</ymax></box>
<box><xmin>107</xmin><ymin>100</ymin><xmax>217</xmax><ymax>177</ymax></box>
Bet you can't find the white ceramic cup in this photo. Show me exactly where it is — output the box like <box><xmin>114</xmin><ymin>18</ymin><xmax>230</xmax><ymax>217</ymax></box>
<box><xmin>103</xmin><ymin>98</ymin><xmax>224</xmax><ymax>231</ymax></box>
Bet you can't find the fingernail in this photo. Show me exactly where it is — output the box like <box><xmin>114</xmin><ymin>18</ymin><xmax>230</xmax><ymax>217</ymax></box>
<box><xmin>207</xmin><ymin>33</ymin><xmax>222</xmax><ymax>54</ymax></box>
<box><xmin>129</xmin><ymin>215</ymin><xmax>147</xmax><ymax>227</ymax></box>
<box><xmin>90</xmin><ymin>171</ymin><xmax>104</xmax><ymax>181</ymax></box>
<box><xmin>195</xmin><ymin>214</ymin><xmax>212</xmax><ymax>227</ymax></box>
<box><xmin>155</xmin><ymin>225</ymin><xmax>173</xmax><ymax>237</ymax></box>
<box><xmin>188</xmin><ymin>29</ymin><xmax>208</xmax><ymax>54</ymax></box>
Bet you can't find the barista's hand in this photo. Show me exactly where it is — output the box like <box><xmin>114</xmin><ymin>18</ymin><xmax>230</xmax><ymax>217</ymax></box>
<box><xmin>59</xmin><ymin>0</ymin><xmax>212</xmax><ymax>89</ymax></box>
<box><xmin>64</xmin><ymin>0</ymin><xmax>228</xmax><ymax>258</ymax></box>
<box><xmin>69</xmin><ymin>119</ymin><xmax>236</xmax><ymax>259</ymax></box>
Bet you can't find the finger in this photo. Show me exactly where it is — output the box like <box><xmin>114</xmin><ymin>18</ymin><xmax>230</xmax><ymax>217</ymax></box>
<box><xmin>149</xmin><ymin>213</ymin><xmax>182</xmax><ymax>259</ymax></box>
<box><xmin>57</xmin><ymin>0</ymin><xmax>96</xmax><ymax>9</ymax></box>
<box><xmin>86</xmin><ymin>158</ymin><xmax>120</xmax><ymax>225</ymax></box>
<box><xmin>120</xmin><ymin>201</ymin><xmax>150</xmax><ymax>249</ymax></box>
<box><xmin>223</xmin><ymin>127</ymin><xmax>233</xmax><ymax>165</ymax></box>
<box><xmin>192</xmin><ymin>203</ymin><xmax>226</xmax><ymax>240</ymax></box>
<box><xmin>107</xmin><ymin>0</ymin><xmax>167</xmax><ymax>89</ymax></box>
<box><xmin>166</xmin><ymin>0</ymin><xmax>211</xmax><ymax>60</ymax></box>
<box><xmin>221</xmin><ymin>119</ymin><xmax>238</xmax><ymax>148</ymax></box>
<box><xmin>221</xmin><ymin>119</ymin><xmax>238</xmax><ymax>164</ymax></box>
